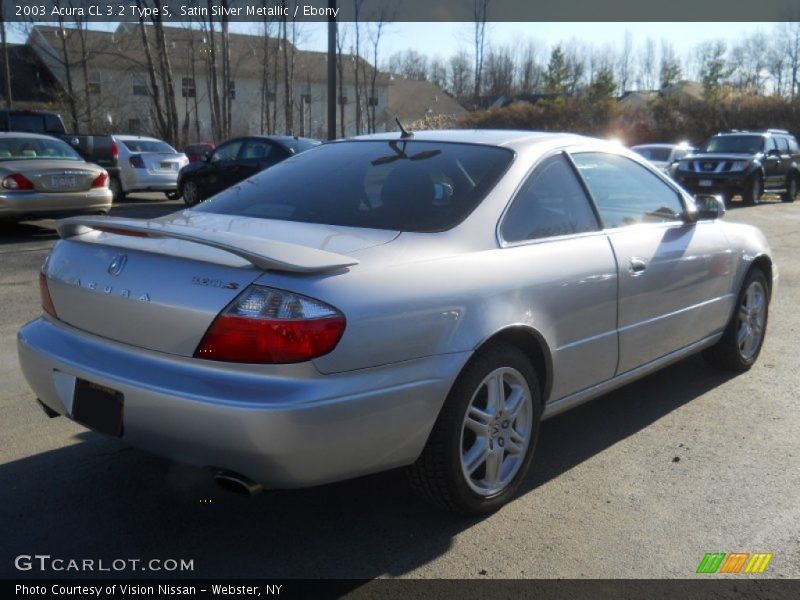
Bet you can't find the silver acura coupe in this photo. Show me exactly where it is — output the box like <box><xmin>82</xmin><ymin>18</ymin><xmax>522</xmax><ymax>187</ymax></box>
<box><xmin>18</xmin><ymin>130</ymin><xmax>776</xmax><ymax>514</ymax></box>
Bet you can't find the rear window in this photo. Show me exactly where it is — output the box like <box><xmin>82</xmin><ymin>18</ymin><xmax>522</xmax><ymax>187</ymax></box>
<box><xmin>122</xmin><ymin>139</ymin><xmax>176</xmax><ymax>153</ymax></box>
<box><xmin>194</xmin><ymin>140</ymin><xmax>514</xmax><ymax>232</ymax></box>
<box><xmin>632</xmin><ymin>147</ymin><xmax>671</xmax><ymax>162</ymax></box>
<box><xmin>0</xmin><ymin>137</ymin><xmax>82</xmax><ymax>161</ymax></box>
<box><xmin>7</xmin><ymin>114</ymin><xmax>47</xmax><ymax>134</ymax></box>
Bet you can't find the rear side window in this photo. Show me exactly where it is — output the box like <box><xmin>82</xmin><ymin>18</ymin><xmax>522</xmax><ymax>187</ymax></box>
<box><xmin>241</xmin><ymin>139</ymin><xmax>274</xmax><ymax>159</ymax></box>
<box><xmin>501</xmin><ymin>154</ymin><xmax>599</xmax><ymax>242</ymax></box>
<box><xmin>788</xmin><ymin>137</ymin><xmax>799</xmax><ymax>153</ymax></box>
<box><xmin>777</xmin><ymin>137</ymin><xmax>791</xmax><ymax>153</ymax></box>
<box><xmin>194</xmin><ymin>140</ymin><xmax>514</xmax><ymax>232</ymax></box>
<box><xmin>571</xmin><ymin>152</ymin><xmax>684</xmax><ymax>228</ymax></box>
<box><xmin>122</xmin><ymin>139</ymin><xmax>175</xmax><ymax>153</ymax></box>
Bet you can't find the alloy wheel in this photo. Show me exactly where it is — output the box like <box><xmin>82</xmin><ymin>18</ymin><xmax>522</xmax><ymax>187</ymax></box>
<box><xmin>459</xmin><ymin>367</ymin><xmax>533</xmax><ymax>497</ymax></box>
<box><xmin>737</xmin><ymin>280</ymin><xmax>766</xmax><ymax>361</ymax></box>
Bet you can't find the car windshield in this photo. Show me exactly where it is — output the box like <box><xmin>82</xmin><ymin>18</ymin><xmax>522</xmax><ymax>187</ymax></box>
<box><xmin>701</xmin><ymin>135</ymin><xmax>765</xmax><ymax>154</ymax></box>
<box><xmin>194</xmin><ymin>140</ymin><xmax>514</xmax><ymax>232</ymax></box>
<box><xmin>122</xmin><ymin>139</ymin><xmax>176</xmax><ymax>153</ymax></box>
<box><xmin>633</xmin><ymin>147</ymin><xmax>671</xmax><ymax>161</ymax></box>
<box><xmin>0</xmin><ymin>137</ymin><xmax>82</xmax><ymax>161</ymax></box>
<box><xmin>281</xmin><ymin>137</ymin><xmax>321</xmax><ymax>154</ymax></box>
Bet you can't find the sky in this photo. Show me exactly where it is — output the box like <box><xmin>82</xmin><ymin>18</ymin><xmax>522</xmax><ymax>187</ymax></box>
<box><xmin>9</xmin><ymin>21</ymin><xmax>779</xmax><ymax>68</ymax></box>
<box><xmin>296</xmin><ymin>21</ymin><xmax>775</xmax><ymax>64</ymax></box>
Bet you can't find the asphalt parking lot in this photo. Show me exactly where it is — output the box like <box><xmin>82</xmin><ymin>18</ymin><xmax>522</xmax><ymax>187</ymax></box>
<box><xmin>1</xmin><ymin>194</ymin><xmax>798</xmax><ymax>580</ymax></box>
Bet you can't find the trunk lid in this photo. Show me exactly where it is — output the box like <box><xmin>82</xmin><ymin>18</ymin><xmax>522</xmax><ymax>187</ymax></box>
<box><xmin>136</xmin><ymin>152</ymin><xmax>185</xmax><ymax>175</ymax></box>
<box><xmin>44</xmin><ymin>213</ymin><xmax>396</xmax><ymax>356</ymax></box>
<box><xmin>1</xmin><ymin>160</ymin><xmax>98</xmax><ymax>192</ymax></box>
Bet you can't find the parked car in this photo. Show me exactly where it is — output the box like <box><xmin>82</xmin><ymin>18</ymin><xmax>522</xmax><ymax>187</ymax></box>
<box><xmin>0</xmin><ymin>132</ymin><xmax>112</xmax><ymax>221</ymax></box>
<box><xmin>0</xmin><ymin>109</ymin><xmax>119</xmax><ymax>186</ymax></box>
<box><xmin>674</xmin><ymin>129</ymin><xmax>800</xmax><ymax>205</ymax></box>
<box><xmin>183</xmin><ymin>142</ymin><xmax>215</xmax><ymax>164</ymax></box>
<box><xmin>631</xmin><ymin>142</ymin><xmax>694</xmax><ymax>178</ymax></box>
<box><xmin>112</xmin><ymin>135</ymin><xmax>188</xmax><ymax>201</ymax></box>
<box><xmin>20</xmin><ymin>130</ymin><xmax>776</xmax><ymax>514</ymax></box>
<box><xmin>178</xmin><ymin>135</ymin><xmax>321</xmax><ymax>206</ymax></box>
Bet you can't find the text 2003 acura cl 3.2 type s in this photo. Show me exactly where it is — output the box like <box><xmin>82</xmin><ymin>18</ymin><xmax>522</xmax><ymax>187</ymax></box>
<box><xmin>18</xmin><ymin>130</ymin><xmax>776</xmax><ymax>514</ymax></box>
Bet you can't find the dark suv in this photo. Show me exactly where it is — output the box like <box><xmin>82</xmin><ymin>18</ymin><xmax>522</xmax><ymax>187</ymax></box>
<box><xmin>674</xmin><ymin>129</ymin><xmax>799</xmax><ymax>205</ymax></box>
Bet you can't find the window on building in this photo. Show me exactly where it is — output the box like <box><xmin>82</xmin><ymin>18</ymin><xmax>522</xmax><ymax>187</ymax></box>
<box><xmin>300</xmin><ymin>94</ymin><xmax>311</xmax><ymax>104</ymax></box>
<box><xmin>88</xmin><ymin>71</ymin><xmax>102</xmax><ymax>94</ymax></box>
<box><xmin>368</xmin><ymin>96</ymin><xmax>379</xmax><ymax>107</ymax></box>
<box><xmin>181</xmin><ymin>77</ymin><xmax>196</xmax><ymax>98</ymax></box>
<box><xmin>338</xmin><ymin>95</ymin><xmax>348</xmax><ymax>105</ymax></box>
<box><xmin>132</xmin><ymin>73</ymin><xmax>148</xmax><ymax>96</ymax></box>
<box><xmin>228</xmin><ymin>80</ymin><xmax>236</xmax><ymax>100</ymax></box>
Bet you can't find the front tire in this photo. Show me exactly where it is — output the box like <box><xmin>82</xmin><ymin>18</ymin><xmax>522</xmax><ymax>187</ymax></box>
<box><xmin>781</xmin><ymin>174</ymin><xmax>798</xmax><ymax>203</ymax></box>
<box><xmin>703</xmin><ymin>268</ymin><xmax>769</xmax><ymax>371</ymax></box>
<box><xmin>742</xmin><ymin>174</ymin><xmax>763</xmax><ymax>206</ymax></box>
<box><xmin>407</xmin><ymin>344</ymin><xmax>542</xmax><ymax>515</ymax></box>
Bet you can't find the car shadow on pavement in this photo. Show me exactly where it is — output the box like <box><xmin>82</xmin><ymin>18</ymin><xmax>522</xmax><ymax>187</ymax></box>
<box><xmin>0</xmin><ymin>354</ymin><xmax>735</xmax><ymax>583</ymax></box>
<box><xmin>0</xmin><ymin>221</ymin><xmax>59</xmax><ymax>245</ymax></box>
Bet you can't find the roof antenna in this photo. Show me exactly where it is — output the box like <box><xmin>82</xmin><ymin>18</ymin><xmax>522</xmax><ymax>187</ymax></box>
<box><xmin>395</xmin><ymin>117</ymin><xmax>413</xmax><ymax>139</ymax></box>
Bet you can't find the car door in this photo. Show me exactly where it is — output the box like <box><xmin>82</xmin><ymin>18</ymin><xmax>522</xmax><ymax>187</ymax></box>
<box><xmin>570</xmin><ymin>151</ymin><xmax>735</xmax><ymax>375</ymax></box>
<box><xmin>238</xmin><ymin>138</ymin><xmax>290</xmax><ymax>182</ymax></box>
<box><xmin>776</xmin><ymin>136</ymin><xmax>793</xmax><ymax>185</ymax></box>
<box><xmin>763</xmin><ymin>137</ymin><xmax>784</xmax><ymax>187</ymax></box>
<box><xmin>201</xmin><ymin>138</ymin><xmax>244</xmax><ymax>196</ymax></box>
<box><xmin>499</xmin><ymin>153</ymin><xmax>618</xmax><ymax>401</ymax></box>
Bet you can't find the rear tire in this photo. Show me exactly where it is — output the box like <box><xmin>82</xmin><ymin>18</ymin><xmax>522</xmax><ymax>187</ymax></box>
<box><xmin>109</xmin><ymin>177</ymin><xmax>125</xmax><ymax>203</ymax></box>
<box><xmin>781</xmin><ymin>174</ymin><xmax>798</xmax><ymax>203</ymax></box>
<box><xmin>742</xmin><ymin>174</ymin><xmax>763</xmax><ymax>206</ymax></box>
<box><xmin>182</xmin><ymin>179</ymin><xmax>202</xmax><ymax>207</ymax></box>
<box><xmin>703</xmin><ymin>268</ymin><xmax>769</xmax><ymax>371</ymax></box>
<box><xmin>407</xmin><ymin>343</ymin><xmax>542</xmax><ymax>515</ymax></box>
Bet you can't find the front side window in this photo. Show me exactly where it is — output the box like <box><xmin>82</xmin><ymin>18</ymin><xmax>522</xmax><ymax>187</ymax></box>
<box><xmin>211</xmin><ymin>140</ymin><xmax>242</xmax><ymax>162</ymax></box>
<box><xmin>195</xmin><ymin>140</ymin><xmax>514</xmax><ymax>232</ymax></box>
<box><xmin>501</xmin><ymin>154</ymin><xmax>599</xmax><ymax>242</ymax></box>
<box><xmin>241</xmin><ymin>139</ymin><xmax>273</xmax><ymax>160</ymax></box>
<box><xmin>571</xmin><ymin>152</ymin><xmax>684</xmax><ymax>229</ymax></box>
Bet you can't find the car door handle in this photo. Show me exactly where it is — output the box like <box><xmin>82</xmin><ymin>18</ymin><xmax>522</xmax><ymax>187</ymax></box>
<box><xmin>629</xmin><ymin>257</ymin><xmax>647</xmax><ymax>276</ymax></box>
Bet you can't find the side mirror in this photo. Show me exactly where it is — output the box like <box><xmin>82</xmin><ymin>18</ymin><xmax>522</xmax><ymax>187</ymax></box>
<box><xmin>201</xmin><ymin>150</ymin><xmax>212</xmax><ymax>162</ymax></box>
<box><xmin>689</xmin><ymin>194</ymin><xmax>726</xmax><ymax>221</ymax></box>
<box><xmin>767</xmin><ymin>148</ymin><xmax>781</xmax><ymax>157</ymax></box>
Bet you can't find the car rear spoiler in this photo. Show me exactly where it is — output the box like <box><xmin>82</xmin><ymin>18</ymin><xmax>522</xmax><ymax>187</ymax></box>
<box><xmin>56</xmin><ymin>216</ymin><xmax>360</xmax><ymax>273</ymax></box>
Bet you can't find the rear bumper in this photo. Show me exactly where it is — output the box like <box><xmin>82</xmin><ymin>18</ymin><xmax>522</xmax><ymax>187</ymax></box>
<box><xmin>122</xmin><ymin>170</ymin><xmax>179</xmax><ymax>193</ymax></box>
<box><xmin>0</xmin><ymin>189</ymin><xmax>112</xmax><ymax>219</ymax></box>
<box><xmin>17</xmin><ymin>317</ymin><xmax>469</xmax><ymax>488</ymax></box>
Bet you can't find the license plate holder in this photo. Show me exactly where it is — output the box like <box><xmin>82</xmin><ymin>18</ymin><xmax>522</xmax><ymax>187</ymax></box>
<box><xmin>160</xmin><ymin>161</ymin><xmax>175</xmax><ymax>170</ymax></box>
<box><xmin>51</xmin><ymin>175</ymin><xmax>76</xmax><ymax>189</ymax></box>
<box><xmin>72</xmin><ymin>379</ymin><xmax>124</xmax><ymax>437</ymax></box>
<box><xmin>699</xmin><ymin>179</ymin><xmax>713</xmax><ymax>187</ymax></box>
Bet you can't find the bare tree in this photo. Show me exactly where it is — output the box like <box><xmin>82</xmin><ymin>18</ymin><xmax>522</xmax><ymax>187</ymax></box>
<box><xmin>366</xmin><ymin>9</ymin><xmax>391</xmax><ymax>133</ymax></box>
<box><xmin>335</xmin><ymin>23</ymin><xmax>347</xmax><ymax>138</ymax></box>
<box><xmin>472</xmin><ymin>0</ymin><xmax>489</xmax><ymax>106</ymax></box>
<box><xmin>659</xmin><ymin>39</ymin><xmax>682</xmax><ymax>88</ymax></box>
<box><xmin>639</xmin><ymin>37</ymin><xmax>657</xmax><ymax>90</ymax></box>
<box><xmin>0</xmin><ymin>0</ymin><xmax>11</xmax><ymax>109</ymax></box>
<box><xmin>617</xmin><ymin>30</ymin><xmax>633</xmax><ymax>92</ymax></box>
<box><xmin>448</xmin><ymin>49</ymin><xmax>472</xmax><ymax>101</ymax></box>
<box><xmin>517</xmin><ymin>40</ymin><xmax>543</xmax><ymax>95</ymax></box>
<box><xmin>777</xmin><ymin>21</ymin><xmax>800</xmax><ymax>97</ymax></box>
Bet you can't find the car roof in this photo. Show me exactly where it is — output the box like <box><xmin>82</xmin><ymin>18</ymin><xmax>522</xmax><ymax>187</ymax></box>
<box><xmin>631</xmin><ymin>143</ymin><xmax>686</xmax><ymax>149</ymax></box>
<box><xmin>348</xmin><ymin>129</ymin><xmax>600</xmax><ymax>151</ymax></box>
<box><xmin>0</xmin><ymin>131</ymin><xmax>62</xmax><ymax>140</ymax></box>
<box><xmin>114</xmin><ymin>135</ymin><xmax>169</xmax><ymax>143</ymax></box>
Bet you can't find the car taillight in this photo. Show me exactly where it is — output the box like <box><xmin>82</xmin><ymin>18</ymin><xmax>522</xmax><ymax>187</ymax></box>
<box><xmin>91</xmin><ymin>171</ymin><xmax>109</xmax><ymax>188</ymax></box>
<box><xmin>111</xmin><ymin>140</ymin><xmax>118</xmax><ymax>160</ymax></box>
<box><xmin>39</xmin><ymin>272</ymin><xmax>57</xmax><ymax>318</ymax></box>
<box><xmin>194</xmin><ymin>286</ymin><xmax>345</xmax><ymax>364</ymax></box>
<box><xmin>129</xmin><ymin>155</ymin><xmax>145</xmax><ymax>168</ymax></box>
<box><xmin>2</xmin><ymin>173</ymin><xmax>34</xmax><ymax>190</ymax></box>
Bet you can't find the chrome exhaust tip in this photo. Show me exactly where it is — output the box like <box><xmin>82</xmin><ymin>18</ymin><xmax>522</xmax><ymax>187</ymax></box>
<box><xmin>213</xmin><ymin>470</ymin><xmax>263</xmax><ymax>496</ymax></box>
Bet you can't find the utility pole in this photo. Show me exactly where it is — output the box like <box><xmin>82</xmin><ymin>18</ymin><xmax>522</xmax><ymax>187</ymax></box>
<box><xmin>327</xmin><ymin>0</ymin><xmax>337</xmax><ymax>140</ymax></box>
